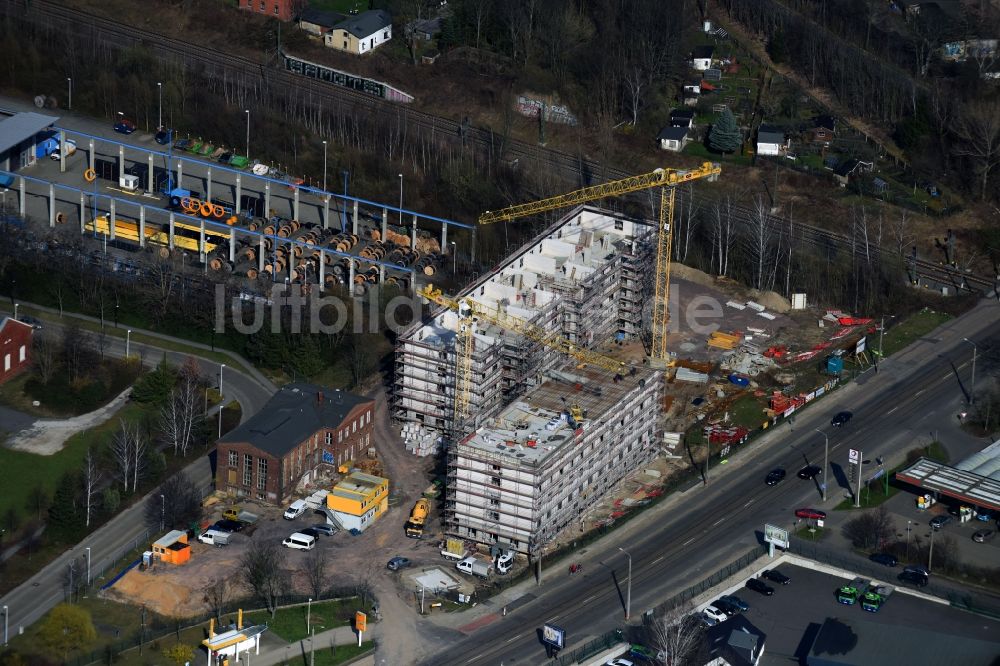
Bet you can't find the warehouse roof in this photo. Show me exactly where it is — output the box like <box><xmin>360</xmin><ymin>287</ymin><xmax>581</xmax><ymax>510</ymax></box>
<box><xmin>220</xmin><ymin>383</ymin><xmax>372</xmax><ymax>457</ymax></box>
<box><xmin>0</xmin><ymin>112</ymin><xmax>59</xmax><ymax>156</ymax></box>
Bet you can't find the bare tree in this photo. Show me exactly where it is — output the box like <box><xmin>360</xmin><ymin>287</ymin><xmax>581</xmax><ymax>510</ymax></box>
<box><xmin>33</xmin><ymin>332</ymin><xmax>60</xmax><ymax>384</ymax></box>
<box><xmin>646</xmin><ymin>602</ymin><xmax>705</xmax><ymax>666</ymax></box>
<box><xmin>745</xmin><ymin>196</ymin><xmax>775</xmax><ymax>290</ymax></box>
<box><xmin>61</xmin><ymin>324</ymin><xmax>95</xmax><ymax>384</ymax></box>
<box><xmin>304</xmin><ymin>548</ymin><xmax>329</xmax><ymax>600</ymax></box>
<box><xmin>132</xmin><ymin>428</ymin><xmax>148</xmax><ymax>493</ymax></box>
<box><xmin>843</xmin><ymin>506</ymin><xmax>896</xmax><ymax>551</ymax></box>
<box><xmin>711</xmin><ymin>196</ymin><xmax>737</xmax><ymax>277</ymax></box>
<box><xmin>111</xmin><ymin>420</ymin><xmax>134</xmax><ymax>493</ymax></box>
<box><xmin>240</xmin><ymin>541</ymin><xmax>287</xmax><ymax>618</ymax></box>
<box><xmin>203</xmin><ymin>578</ymin><xmax>231</xmax><ymax>621</ymax></box>
<box><xmin>81</xmin><ymin>447</ymin><xmax>102</xmax><ymax>528</ymax></box>
<box><xmin>953</xmin><ymin>100</ymin><xmax>1000</xmax><ymax>200</ymax></box>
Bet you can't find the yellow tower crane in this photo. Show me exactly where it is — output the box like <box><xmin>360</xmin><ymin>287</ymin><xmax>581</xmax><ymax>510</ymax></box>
<box><xmin>479</xmin><ymin>162</ymin><xmax>721</xmax><ymax>363</ymax></box>
<box><xmin>419</xmin><ymin>284</ymin><xmax>628</xmax><ymax>425</ymax></box>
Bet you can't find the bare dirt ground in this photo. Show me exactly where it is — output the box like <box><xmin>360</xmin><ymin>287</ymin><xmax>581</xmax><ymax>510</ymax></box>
<box><xmin>5</xmin><ymin>388</ymin><xmax>132</xmax><ymax>455</ymax></box>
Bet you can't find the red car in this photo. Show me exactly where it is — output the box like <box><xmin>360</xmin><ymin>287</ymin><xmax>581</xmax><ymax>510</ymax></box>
<box><xmin>795</xmin><ymin>508</ymin><xmax>827</xmax><ymax>520</ymax></box>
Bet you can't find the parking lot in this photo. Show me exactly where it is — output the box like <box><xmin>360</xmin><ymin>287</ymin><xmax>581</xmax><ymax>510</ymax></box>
<box><xmin>703</xmin><ymin>562</ymin><xmax>1000</xmax><ymax>663</ymax></box>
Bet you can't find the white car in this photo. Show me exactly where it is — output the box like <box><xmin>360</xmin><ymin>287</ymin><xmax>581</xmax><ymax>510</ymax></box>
<box><xmin>703</xmin><ymin>606</ymin><xmax>728</xmax><ymax>623</ymax></box>
<box><xmin>49</xmin><ymin>139</ymin><xmax>77</xmax><ymax>160</ymax></box>
<box><xmin>604</xmin><ymin>659</ymin><xmax>634</xmax><ymax>666</ymax></box>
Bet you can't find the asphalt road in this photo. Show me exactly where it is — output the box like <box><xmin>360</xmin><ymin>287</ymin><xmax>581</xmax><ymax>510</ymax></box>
<box><xmin>422</xmin><ymin>296</ymin><xmax>1000</xmax><ymax>665</ymax></box>
<box><xmin>0</xmin><ymin>305</ymin><xmax>273</xmax><ymax>635</ymax></box>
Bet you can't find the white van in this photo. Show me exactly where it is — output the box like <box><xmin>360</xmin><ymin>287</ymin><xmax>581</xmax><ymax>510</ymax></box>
<box><xmin>197</xmin><ymin>529</ymin><xmax>230</xmax><ymax>547</ymax></box>
<box><xmin>283</xmin><ymin>499</ymin><xmax>307</xmax><ymax>520</ymax></box>
<box><xmin>282</xmin><ymin>532</ymin><xmax>316</xmax><ymax>551</ymax></box>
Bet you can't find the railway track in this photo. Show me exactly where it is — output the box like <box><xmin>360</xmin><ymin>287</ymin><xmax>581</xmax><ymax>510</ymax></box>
<box><xmin>9</xmin><ymin>0</ymin><xmax>995</xmax><ymax>295</ymax></box>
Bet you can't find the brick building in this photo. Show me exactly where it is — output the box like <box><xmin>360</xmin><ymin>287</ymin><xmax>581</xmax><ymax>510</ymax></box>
<box><xmin>216</xmin><ymin>383</ymin><xmax>375</xmax><ymax>503</ymax></box>
<box><xmin>0</xmin><ymin>317</ymin><xmax>33</xmax><ymax>385</ymax></box>
<box><xmin>237</xmin><ymin>0</ymin><xmax>305</xmax><ymax>22</ymax></box>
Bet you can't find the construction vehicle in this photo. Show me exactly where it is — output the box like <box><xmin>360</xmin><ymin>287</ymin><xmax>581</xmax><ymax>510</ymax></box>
<box><xmin>440</xmin><ymin>537</ymin><xmax>467</xmax><ymax>561</ymax></box>
<box><xmin>861</xmin><ymin>583</ymin><xmax>894</xmax><ymax>612</ymax></box>
<box><xmin>837</xmin><ymin>577</ymin><xmax>869</xmax><ymax>605</ymax></box>
<box><xmin>478</xmin><ymin>162</ymin><xmax>721</xmax><ymax>364</ymax></box>
<box><xmin>456</xmin><ymin>554</ymin><xmax>493</xmax><ymax>578</ymax></box>
<box><xmin>405</xmin><ymin>498</ymin><xmax>430</xmax><ymax>538</ymax></box>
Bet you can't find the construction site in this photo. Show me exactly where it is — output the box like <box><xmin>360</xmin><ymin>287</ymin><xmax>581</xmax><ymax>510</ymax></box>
<box><xmin>390</xmin><ymin>160</ymin><xmax>896</xmax><ymax>560</ymax></box>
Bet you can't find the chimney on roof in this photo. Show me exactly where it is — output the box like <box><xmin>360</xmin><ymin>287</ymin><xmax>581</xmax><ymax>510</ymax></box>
<box><xmin>317</xmin><ymin>390</ymin><xmax>324</xmax><ymax>405</ymax></box>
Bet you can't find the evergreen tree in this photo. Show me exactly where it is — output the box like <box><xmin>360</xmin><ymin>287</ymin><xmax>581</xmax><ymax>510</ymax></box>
<box><xmin>131</xmin><ymin>354</ymin><xmax>176</xmax><ymax>404</ymax></box>
<box><xmin>48</xmin><ymin>471</ymin><xmax>84</xmax><ymax>542</ymax></box>
<box><xmin>708</xmin><ymin>108</ymin><xmax>742</xmax><ymax>154</ymax></box>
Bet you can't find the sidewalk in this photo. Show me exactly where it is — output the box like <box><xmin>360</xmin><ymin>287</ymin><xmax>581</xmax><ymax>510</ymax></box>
<box><xmin>253</xmin><ymin>625</ymin><xmax>376</xmax><ymax>666</ymax></box>
<box><xmin>0</xmin><ymin>296</ymin><xmax>276</xmax><ymax>393</ymax></box>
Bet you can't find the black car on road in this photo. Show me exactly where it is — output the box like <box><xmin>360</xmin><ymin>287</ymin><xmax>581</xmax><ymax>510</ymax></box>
<box><xmin>797</xmin><ymin>465</ymin><xmax>822</xmax><ymax>480</ymax></box>
<box><xmin>212</xmin><ymin>519</ymin><xmax>244</xmax><ymax>533</ymax></box>
<box><xmin>898</xmin><ymin>570</ymin><xmax>929</xmax><ymax>587</ymax></box>
<box><xmin>831</xmin><ymin>411</ymin><xmax>853</xmax><ymax>427</ymax></box>
<box><xmin>746</xmin><ymin>578</ymin><xmax>775</xmax><ymax>596</ymax></box>
<box><xmin>765</xmin><ymin>468</ymin><xmax>786</xmax><ymax>486</ymax></box>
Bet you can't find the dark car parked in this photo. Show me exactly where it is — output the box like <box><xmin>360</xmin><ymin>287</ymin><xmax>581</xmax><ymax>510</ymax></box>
<box><xmin>797</xmin><ymin>465</ymin><xmax>822</xmax><ymax>480</ymax></box>
<box><xmin>719</xmin><ymin>595</ymin><xmax>749</xmax><ymax>611</ymax></box>
<box><xmin>870</xmin><ymin>553</ymin><xmax>898</xmax><ymax>567</ymax></box>
<box><xmin>762</xmin><ymin>570</ymin><xmax>790</xmax><ymax>585</ymax></box>
<box><xmin>212</xmin><ymin>519</ymin><xmax>244</xmax><ymax>533</ymax></box>
<box><xmin>746</xmin><ymin>578</ymin><xmax>775</xmax><ymax>596</ymax></box>
<box><xmin>929</xmin><ymin>515</ymin><xmax>951</xmax><ymax>529</ymax></box>
<box><xmin>311</xmin><ymin>523</ymin><xmax>337</xmax><ymax>536</ymax></box>
<box><xmin>831</xmin><ymin>411</ymin><xmax>853</xmax><ymax>427</ymax></box>
<box><xmin>713</xmin><ymin>599</ymin><xmax>741</xmax><ymax>616</ymax></box>
<box><xmin>765</xmin><ymin>468</ymin><xmax>786</xmax><ymax>486</ymax></box>
<box><xmin>898</xmin><ymin>570</ymin><xmax>929</xmax><ymax>587</ymax></box>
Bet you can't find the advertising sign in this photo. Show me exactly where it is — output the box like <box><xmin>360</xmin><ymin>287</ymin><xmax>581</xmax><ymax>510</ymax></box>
<box><xmin>355</xmin><ymin>611</ymin><xmax>367</xmax><ymax>633</ymax></box>
<box><xmin>764</xmin><ymin>523</ymin><xmax>789</xmax><ymax>549</ymax></box>
<box><xmin>542</xmin><ymin>624</ymin><xmax>566</xmax><ymax>650</ymax></box>
<box><xmin>855</xmin><ymin>336</ymin><xmax>867</xmax><ymax>355</ymax></box>
<box><xmin>849</xmin><ymin>448</ymin><xmax>860</xmax><ymax>465</ymax></box>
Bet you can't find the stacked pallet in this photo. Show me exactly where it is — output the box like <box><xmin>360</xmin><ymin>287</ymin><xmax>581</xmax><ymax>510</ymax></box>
<box><xmin>402</xmin><ymin>422</ymin><xmax>442</xmax><ymax>457</ymax></box>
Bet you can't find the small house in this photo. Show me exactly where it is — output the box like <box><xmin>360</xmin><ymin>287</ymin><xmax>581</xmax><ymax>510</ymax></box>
<box><xmin>691</xmin><ymin>45</ymin><xmax>715</xmax><ymax>71</ymax></box>
<box><xmin>670</xmin><ymin>109</ymin><xmax>696</xmax><ymax>129</ymax></box>
<box><xmin>833</xmin><ymin>159</ymin><xmax>874</xmax><ymax>186</ymax></box>
<box><xmin>151</xmin><ymin>530</ymin><xmax>190</xmax><ymax>565</ymax></box>
<box><xmin>0</xmin><ymin>317</ymin><xmax>33</xmax><ymax>385</ymax></box>
<box><xmin>409</xmin><ymin>16</ymin><xmax>442</xmax><ymax>41</ymax></box>
<box><xmin>299</xmin><ymin>9</ymin><xmax>345</xmax><ymax>37</ymax></box>
<box><xmin>756</xmin><ymin>125</ymin><xmax>789</xmax><ymax>156</ymax></box>
<box><xmin>683</xmin><ymin>79</ymin><xmax>702</xmax><ymax>96</ymax></box>
<box><xmin>325</xmin><ymin>9</ymin><xmax>392</xmax><ymax>55</ymax></box>
<box><xmin>656</xmin><ymin>126</ymin><xmax>690</xmax><ymax>152</ymax></box>
<box><xmin>697</xmin><ymin>614</ymin><xmax>767</xmax><ymax>666</ymax></box>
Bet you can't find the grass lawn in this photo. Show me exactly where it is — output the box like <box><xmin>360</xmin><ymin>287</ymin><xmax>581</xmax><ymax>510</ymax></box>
<box><xmin>878</xmin><ymin>308</ymin><xmax>953</xmax><ymax>358</ymax></box>
<box><xmin>683</xmin><ymin>140</ymin><xmax>752</xmax><ymax>166</ymax></box>
<box><xmin>309</xmin><ymin>641</ymin><xmax>375</xmax><ymax>665</ymax></box>
<box><xmin>730</xmin><ymin>393</ymin><xmax>768</xmax><ymax>429</ymax></box>
<box><xmin>0</xmin><ymin>400</ymin><xmax>149</xmax><ymax>524</ymax></box>
<box><xmin>241</xmin><ymin>598</ymin><xmax>372</xmax><ymax>643</ymax></box>
<box><xmin>834</xmin><ymin>481</ymin><xmax>899</xmax><ymax>511</ymax></box>
<box><xmin>794</xmin><ymin>525</ymin><xmax>828</xmax><ymax>541</ymax></box>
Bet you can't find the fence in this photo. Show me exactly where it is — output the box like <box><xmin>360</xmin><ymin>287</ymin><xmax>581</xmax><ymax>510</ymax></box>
<box><xmin>67</xmin><ymin>587</ymin><xmax>365</xmax><ymax>666</ymax></box>
<box><xmin>552</xmin><ymin>629</ymin><xmax>625</xmax><ymax>666</ymax></box>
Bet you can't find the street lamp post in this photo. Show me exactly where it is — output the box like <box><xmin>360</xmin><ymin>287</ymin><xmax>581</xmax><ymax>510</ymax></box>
<box><xmin>218</xmin><ymin>363</ymin><xmax>226</xmax><ymax>438</ymax></box>
<box><xmin>86</xmin><ymin>547</ymin><xmax>91</xmax><ymax>587</ymax></box>
<box><xmin>157</xmin><ymin>82</ymin><xmax>163</xmax><ymax>129</ymax></box>
<box><xmin>114</xmin><ymin>303</ymin><xmax>119</xmax><ymax>328</ymax></box>
<box><xmin>126</xmin><ymin>329</ymin><xmax>132</xmax><ymax>358</ymax></box>
<box><xmin>815</xmin><ymin>429</ymin><xmax>828</xmax><ymax>502</ymax></box>
<box><xmin>450</xmin><ymin>241</ymin><xmax>456</xmax><ymax>273</ymax></box>
<box><xmin>906</xmin><ymin>520</ymin><xmax>912</xmax><ymax>560</ymax></box>
<box><xmin>159</xmin><ymin>494</ymin><xmax>165</xmax><ymax>532</ymax></box>
<box><xmin>398</xmin><ymin>173</ymin><xmax>403</xmax><ymax>225</ymax></box>
<box><xmin>2</xmin><ymin>605</ymin><xmax>7</xmax><ymax>647</ymax></box>
<box><xmin>13</xmin><ymin>303</ymin><xmax>18</xmax><ymax>321</ymax></box>
<box><xmin>618</xmin><ymin>547</ymin><xmax>632</xmax><ymax>621</ymax></box>
<box><xmin>963</xmin><ymin>338</ymin><xmax>977</xmax><ymax>404</ymax></box>
<box><xmin>67</xmin><ymin>78</ymin><xmax>72</xmax><ymax>110</ymax></box>
<box><xmin>928</xmin><ymin>527</ymin><xmax>936</xmax><ymax>573</ymax></box>
<box><xmin>244</xmin><ymin>110</ymin><xmax>250</xmax><ymax>159</ymax></box>
<box><xmin>307</xmin><ymin>598</ymin><xmax>312</xmax><ymax>631</ymax></box>
<box><xmin>322</xmin><ymin>141</ymin><xmax>328</xmax><ymax>193</ymax></box>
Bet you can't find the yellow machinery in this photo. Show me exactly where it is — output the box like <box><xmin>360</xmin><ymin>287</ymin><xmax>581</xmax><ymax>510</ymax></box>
<box><xmin>479</xmin><ymin>162</ymin><xmax>721</xmax><ymax>362</ymax></box>
<box><xmin>419</xmin><ymin>284</ymin><xmax>627</xmax><ymax>425</ymax></box>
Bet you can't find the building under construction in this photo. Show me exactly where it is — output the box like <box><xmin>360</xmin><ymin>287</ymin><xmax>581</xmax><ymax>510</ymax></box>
<box><xmin>392</xmin><ymin>205</ymin><xmax>663</xmax><ymax>554</ymax></box>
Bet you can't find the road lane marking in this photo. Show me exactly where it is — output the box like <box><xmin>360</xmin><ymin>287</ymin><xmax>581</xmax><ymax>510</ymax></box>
<box><xmin>887</xmin><ymin>405</ymin><xmax>899</xmax><ymax>415</ymax></box>
<box><xmin>583</xmin><ymin>594</ymin><xmax>597</xmax><ymax>604</ymax></box>
<box><xmin>712</xmin><ymin>517</ymin><xmax>725</xmax><ymax>526</ymax></box>
<box><xmin>914</xmin><ymin>388</ymin><xmax>926</xmax><ymax>397</ymax></box>
<box><xmin>743</xmin><ymin>499</ymin><xmax>754</xmax><ymax>508</ymax></box>
<box><xmin>682</xmin><ymin>537</ymin><xmax>695</xmax><ymax>546</ymax></box>
<box><xmin>652</xmin><ymin>555</ymin><xmax>665</xmax><ymax>564</ymax></box>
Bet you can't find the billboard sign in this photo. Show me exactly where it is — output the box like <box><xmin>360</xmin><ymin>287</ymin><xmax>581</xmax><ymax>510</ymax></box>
<box><xmin>855</xmin><ymin>336</ymin><xmax>867</xmax><ymax>355</ymax></box>
<box><xmin>849</xmin><ymin>448</ymin><xmax>860</xmax><ymax>465</ymax></box>
<box><xmin>542</xmin><ymin>624</ymin><xmax>566</xmax><ymax>650</ymax></box>
<box><xmin>764</xmin><ymin>523</ymin><xmax>789</xmax><ymax>549</ymax></box>
<box><xmin>355</xmin><ymin>611</ymin><xmax>367</xmax><ymax>633</ymax></box>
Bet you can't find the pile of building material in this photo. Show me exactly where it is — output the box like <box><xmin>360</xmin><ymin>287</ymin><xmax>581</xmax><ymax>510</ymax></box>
<box><xmin>704</xmin><ymin>424</ymin><xmax>751</xmax><ymax>444</ymax></box>
<box><xmin>708</xmin><ymin>330</ymin><xmax>742</xmax><ymax>349</ymax></box>
<box><xmin>719</xmin><ymin>344</ymin><xmax>778</xmax><ymax>376</ymax></box>
<box><xmin>675</xmin><ymin>367</ymin><xmax>710</xmax><ymax>383</ymax></box>
<box><xmin>403</xmin><ymin>422</ymin><xmax>443</xmax><ymax>457</ymax></box>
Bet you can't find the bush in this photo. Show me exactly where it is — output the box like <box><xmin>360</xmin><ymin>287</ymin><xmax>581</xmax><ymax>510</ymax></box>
<box><xmin>843</xmin><ymin>507</ymin><xmax>895</xmax><ymax>551</ymax></box>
